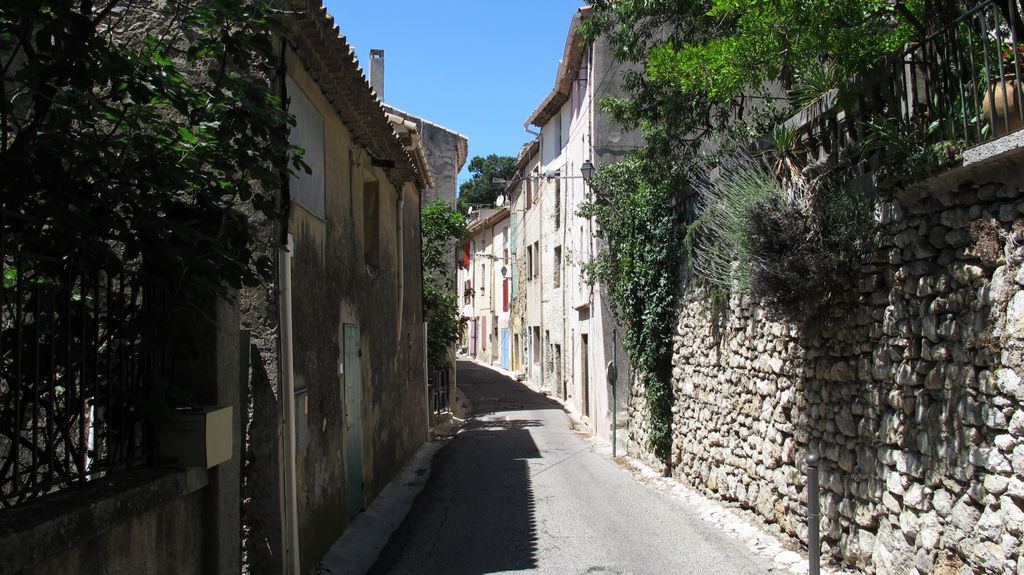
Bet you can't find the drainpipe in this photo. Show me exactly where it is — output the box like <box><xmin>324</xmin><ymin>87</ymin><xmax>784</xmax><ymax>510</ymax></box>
<box><xmin>424</xmin><ymin>321</ymin><xmax>430</xmax><ymax>437</ymax></box>
<box><xmin>279</xmin><ymin>234</ymin><xmax>300</xmax><ymax>575</ymax></box>
<box><xmin>385</xmin><ymin>113</ymin><xmax>431</xmax><ymax>339</ymax></box>
<box><xmin>396</xmin><ymin>188</ymin><xmax>405</xmax><ymax>337</ymax></box>
<box><xmin>275</xmin><ymin>37</ymin><xmax>300</xmax><ymax>575</ymax></box>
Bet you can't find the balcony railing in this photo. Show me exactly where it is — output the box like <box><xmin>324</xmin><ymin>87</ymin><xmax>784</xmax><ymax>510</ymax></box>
<box><xmin>790</xmin><ymin>0</ymin><xmax>1024</xmax><ymax>174</ymax></box>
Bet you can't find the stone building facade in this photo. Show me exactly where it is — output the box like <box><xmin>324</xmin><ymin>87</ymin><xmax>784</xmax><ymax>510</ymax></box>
<box><xmin>240</xmin><ymin>2</ymin><xmax>432</xmax><ymax>573</ymax></box>
<box><xmin>631</xmin><ymin>148</ymin><xmax>1024</xmax><ymax>573</ymax></box>
<box><xmin>508</xmin><ymin>6</ymin><xmax>639</xmax><ymax>451</ymax></box>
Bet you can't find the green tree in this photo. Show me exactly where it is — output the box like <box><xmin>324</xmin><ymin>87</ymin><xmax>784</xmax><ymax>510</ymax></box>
<box><xmin>421</xmin><ymin>199</ymin><xmax>469</xmax><ymax>369</ymax></box>
<box><xmin>1</xmin><ymin>0</ymin><xmax>298</xmax><ymax>299</ymax></box>
<box><xmin>457</xmin><ymin>154</ymin><xmax>516</xmax><ymax>212</ymax></box>
<box><xmin>577</xmin><ymin>0</ymin><xmax>946</xmax><ymax>462</ymax></box>
<box><xmin>582</xmin><ymin>0</ymin><xmax>945</xmax><ymax>160</ymax></box>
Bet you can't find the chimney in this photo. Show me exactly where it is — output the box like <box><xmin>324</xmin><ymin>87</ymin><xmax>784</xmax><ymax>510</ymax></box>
<box><xmin>369</xmin><ymin>49</ymin><xmax>384</xmax><ymax>99</ymax></box>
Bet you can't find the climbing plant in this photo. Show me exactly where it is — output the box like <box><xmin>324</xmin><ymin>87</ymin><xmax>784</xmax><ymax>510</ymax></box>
<box><xmin>421</xmin><ymin>199</ymin><xmax>469</xmax><ymax>369</ymax></box>
<box><xmin>579</xmin><ymin>155</ymin><xmax>684</xmax><ymax>462</ymax></box>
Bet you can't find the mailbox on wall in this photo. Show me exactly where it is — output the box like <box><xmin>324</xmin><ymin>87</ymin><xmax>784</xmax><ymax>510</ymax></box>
<box><xmin>157</xmin><ymin>405</ymin><xmax>233</xmax><ymax>468</ymax></box>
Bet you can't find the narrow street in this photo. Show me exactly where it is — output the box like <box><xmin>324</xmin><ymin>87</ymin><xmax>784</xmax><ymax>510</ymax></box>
<box><xmin>367</xmin><ymin>361</ymin><xmax>774</xmax><ymax>575</ymax></box>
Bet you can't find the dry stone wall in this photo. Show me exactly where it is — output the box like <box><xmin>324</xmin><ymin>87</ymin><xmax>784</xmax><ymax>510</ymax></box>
<box><xmin>652</xmin><ymin>169</ymin><xmax>1024</xmax><ymax>574</ymax></box>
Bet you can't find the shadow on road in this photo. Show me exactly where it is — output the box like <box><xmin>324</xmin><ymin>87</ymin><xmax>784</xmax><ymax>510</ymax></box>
<box><xmin>455</xmin><ymin>359</ymin><xmax>564</xmax><ymax>416</ymax></box>
<box><xmin>367</xmin><ymin>361</ymin><xmax>558</xmax><ymax>575</ymax></box>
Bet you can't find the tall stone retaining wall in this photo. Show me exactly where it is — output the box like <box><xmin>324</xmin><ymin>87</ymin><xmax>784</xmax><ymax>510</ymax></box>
<box><xmin>643</xmin><ymin>165</ymin><xmax>1024</xmax><ymax>574</ymax></box>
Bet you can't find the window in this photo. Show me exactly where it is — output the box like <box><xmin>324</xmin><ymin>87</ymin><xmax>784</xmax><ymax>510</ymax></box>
<box><xmin>554</xmin><ymin>344</ymin><xmax>562</xmax><ymax>387</ymax></box>
<box><xmin>553</xmin><ymin>115</ymin><xmax>563</xmax><ymax>152</ymax></box>
<box><xmin>286</xmin><ymin>76</ymin><xmax>325</xmax><ymax>218</ymax></box>
<box><xmin>553</xmin><ymin>246</ymin><xmax>562</xmax><ymax>288</ymax></box>
<box><xmin>526</xmin><ymin>176</ymin><xmax>533</xmax><ymax>210</ymax></box>
<box><xmin>545</xmin><ymin>330</ymin><xmax>552</xmax><ymax>372</ymax></box>
<box><xmin>554</xmin><ymin>178</ymin><xmax>561</xmax><ymax>229</ymax></box>
<box><xmin>532</xmin><ymin>241</ymin><xmax>539</xmax><ymax>278</ymax></box>
<box><xmin>502</xmin><ymin>248</ymin><xmax>509</xmax><ymax>312</ymax></box>
<box><xmin>526</xmin><ymin>245</ymin><xmax>534</xmax><ymax>280</ymax></box>
<box><xmin>363</xmin><ymin>180</ymin><xmax>380</xmax><ymax>269</ymax></box>
<box><xmin>531</xmin><ymin>326</ymin><xmax>541</xmax><ymax>364</ymax></box>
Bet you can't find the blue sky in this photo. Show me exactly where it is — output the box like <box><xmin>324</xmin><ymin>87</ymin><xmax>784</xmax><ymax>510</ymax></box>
<box><xmin>322</xmin><ymin>0</ymin><xmax>589</xmax><ymax>184</ymax></box>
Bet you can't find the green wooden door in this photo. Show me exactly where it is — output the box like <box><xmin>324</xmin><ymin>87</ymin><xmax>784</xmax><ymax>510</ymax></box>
<box><xmin>343</xmin><ymin>323</ymin><xmax>363</xmax><ymax>517</ymax></box>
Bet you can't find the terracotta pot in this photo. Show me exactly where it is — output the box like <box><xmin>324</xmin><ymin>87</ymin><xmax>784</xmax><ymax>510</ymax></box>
<box><xmin>983</xmin><ymin>74</ymin><xmax>1024</xmax><ymax>138</ymax></box>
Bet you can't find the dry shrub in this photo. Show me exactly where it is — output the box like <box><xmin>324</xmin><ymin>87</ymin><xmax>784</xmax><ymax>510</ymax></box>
<box><xmin>969</xmin><ymin>216</ymin><xmax>1005</xmax><ymax>269</ymax></box>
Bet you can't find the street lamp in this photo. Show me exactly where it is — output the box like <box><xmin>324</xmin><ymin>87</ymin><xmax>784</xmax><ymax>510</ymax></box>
<box><xmin>580</xmin><ymin>160</ymin><xmax>595</xmax><ymax>183</ymax></box>
<box><xmin>500</xmin><ymin>265</ymin><xmax>508</xmax><ymax>278</ymax></box>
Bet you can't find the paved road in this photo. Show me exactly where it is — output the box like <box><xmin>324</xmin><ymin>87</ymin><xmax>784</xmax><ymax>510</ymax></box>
<box><xmin>368</xmin><ymin>360</ymin><xmax>773</xmax><ymax>575</ymax></box>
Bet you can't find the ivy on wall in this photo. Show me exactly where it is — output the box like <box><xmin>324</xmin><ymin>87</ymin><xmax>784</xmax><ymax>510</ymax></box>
<box><xmin>579</xmin><ymin>155</ymin><xmax>684</xmax><ymax>462</ymax></box>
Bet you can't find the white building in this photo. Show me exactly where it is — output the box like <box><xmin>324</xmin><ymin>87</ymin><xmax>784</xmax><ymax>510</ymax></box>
<box><xmin>509</xmin><ymin>6</ymin><xmax>641</xmax><ymax>451</ymax></box>
<box><xmin>458</xmin><ymin>208</ymin><xmax>511</xmax><ymax>367</ymax></box>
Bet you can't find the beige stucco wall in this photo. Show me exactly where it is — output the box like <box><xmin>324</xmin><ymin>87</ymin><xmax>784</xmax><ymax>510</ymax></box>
<box><xmin>284</xmin><ymin>48</ymin><xmax>427</xmax><ymax>572</ymax></box>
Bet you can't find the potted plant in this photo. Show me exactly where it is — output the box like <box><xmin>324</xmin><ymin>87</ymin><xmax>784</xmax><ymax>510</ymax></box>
<box><xmin>983</xmin><ymin>43</ymin><xmax>1024</xmax><ymax>137</ymax></box>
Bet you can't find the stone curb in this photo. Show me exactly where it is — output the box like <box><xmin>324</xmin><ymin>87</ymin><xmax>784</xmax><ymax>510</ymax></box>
<box><xmin>316</xmin><ymin>438</ymin><xmax>450</xmax><ymax>574</ymax></box>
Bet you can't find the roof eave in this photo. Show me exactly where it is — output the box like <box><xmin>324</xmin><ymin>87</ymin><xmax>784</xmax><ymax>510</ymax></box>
<box><xmin>524</xmin><ymin>7</ymin><xmax>591</xmax><ymax>129</ymax></box>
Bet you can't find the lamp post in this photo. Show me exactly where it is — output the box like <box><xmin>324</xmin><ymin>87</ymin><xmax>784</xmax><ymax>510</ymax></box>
<box><xmin>580</xmin><ymin>159</ymin><xmax>595</xmax><ymax>183</ymax></box>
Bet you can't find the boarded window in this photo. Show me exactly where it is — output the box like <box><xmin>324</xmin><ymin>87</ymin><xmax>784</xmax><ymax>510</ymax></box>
<box><xmin>286</xmin><ymin>76</ymin><xmax>325</xmax><ymax>218</ymax></box>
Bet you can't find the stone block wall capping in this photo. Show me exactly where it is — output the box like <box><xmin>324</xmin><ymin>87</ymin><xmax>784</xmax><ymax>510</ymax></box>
<box><xmin>0</xmin><ymin>467</ymin><xmax>208</xmax><ymax>573</ymax></box>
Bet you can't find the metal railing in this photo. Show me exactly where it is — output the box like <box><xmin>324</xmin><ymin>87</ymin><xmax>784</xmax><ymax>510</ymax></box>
<box><xmin>1</xmin><ymin>211</ymin><xmax>165</xmax><ymax>508</ymax></box>
<box><xmin>428</xmin><ymin>368</ymin><xmax>450</xmax><ymax>416</ymax></box>
<box><xmin>902</xmin><ymin>0</ymin><xmax>1024</xmax><ymax>144</ymax></box>
<box><xmin>793</xmin><ymin>0</ymin><xmax>1024</xmax><ymax>171</ymax></box>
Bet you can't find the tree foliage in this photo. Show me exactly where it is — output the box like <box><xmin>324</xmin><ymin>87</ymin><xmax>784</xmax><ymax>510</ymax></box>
<box><xmin>1</xmin><ymin>0</ymin><xmax>298</xmax><ymax>300</ymax></box>
<box><xmin>582</xmin><ymin>0</ymin><xmax>945</xmax><ymax>158</ymax></box>
<box><xmin>577</xmin><ymin>0</ymin><xmax>952</xmax><ymax>461</ymax></box>
<box><xmin>457</xmin><ymin>154</ymin><xmax>516</xmax><ymax>212</ymax></box>
<box><xmin>421</xmin><ymin>199</ymin><xmax>469</xmax><ymax>369</ymax></box>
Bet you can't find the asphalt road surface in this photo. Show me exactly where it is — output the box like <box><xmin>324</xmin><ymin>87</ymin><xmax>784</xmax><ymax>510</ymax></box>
<box><xmin>367</xmin><ymin>360</ymin><xmax>774</xmax><ymax>575</ymax></box>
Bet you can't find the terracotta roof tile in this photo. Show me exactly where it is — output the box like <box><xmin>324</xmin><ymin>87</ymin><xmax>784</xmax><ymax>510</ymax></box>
<box><xmin>284</xmin><ymin>0</ymin><xmax>420</xmax><ymax>187</ymax></box>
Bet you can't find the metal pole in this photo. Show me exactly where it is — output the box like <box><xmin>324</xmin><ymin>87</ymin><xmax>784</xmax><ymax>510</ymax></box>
<box><xmin>611</xmin><ymin>329</ymin><xmax>617</xmax><ymax>458</ymax></box>
<box><xmin>807</xmin><ymin>453</ymin><xmax>820</xmax><ymax>575</ymax></box>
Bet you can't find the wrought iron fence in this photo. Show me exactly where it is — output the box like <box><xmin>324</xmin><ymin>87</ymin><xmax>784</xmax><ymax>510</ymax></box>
<box><xmin>428</xmin><ymin>368</ymin><xmax>450</xmax><ymax>416</ymax></box>
<box><xmin>1</xmin><ymin>210</ymin><xmax>165</xmax><ymax>508</ymax></box>
<box><xmin>792</xmin><ymin>0</ymin><xmax>1024</xmax><ymax>172</ymax></box>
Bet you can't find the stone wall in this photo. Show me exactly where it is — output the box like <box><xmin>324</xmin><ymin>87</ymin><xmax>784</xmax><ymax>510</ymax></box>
<box><xmin>3</xmin><ymin>469</ymin><xmax>209</xmax><ymax>575</ymax></box>
<box><xmin>647</xmin><ymin>161</ymin><xmax>1024</xmax><ymax>574</ymax></box>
